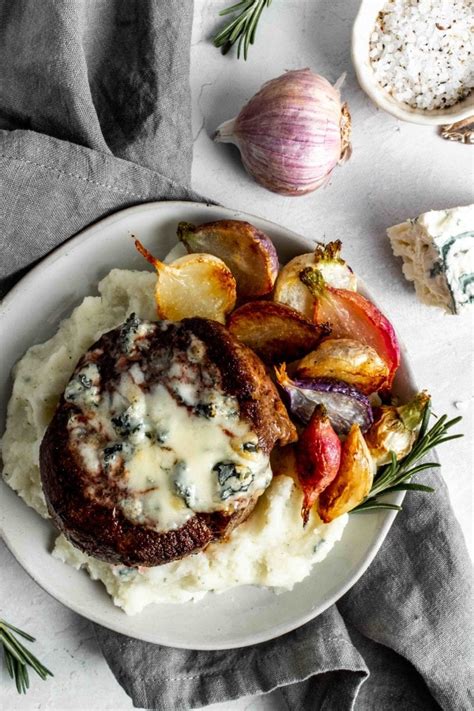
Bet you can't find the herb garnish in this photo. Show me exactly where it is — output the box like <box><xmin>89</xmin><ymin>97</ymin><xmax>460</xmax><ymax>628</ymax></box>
<box><xmin>213</xmin><ymin>0</ymin><xmax>272</xmax><ymax>60</ymax></box>
<box><xmin>0</xmin><ymin>619</ymin><xmax>53</xmax><ymax>694</ymax></box>
<box><xmin>353</xmin><ymin>401</ymin><xmax>463</xmax><ymax>513</ymax></box>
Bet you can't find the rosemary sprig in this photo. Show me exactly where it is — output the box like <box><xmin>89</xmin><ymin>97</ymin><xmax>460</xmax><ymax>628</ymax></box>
<box><xmin>352</xmin><ymin>400</ymin><xmax>463</xmax><ymax>513</ymax></box>
<box><xmin>0</xmin><ymin>619</ymin><xmax>53</xmax><ymax>694</ymax></box>
<box><xmin>213</xmin><ymin>0</ymin><xmax>272</xmax><ymax>59</ymax></box>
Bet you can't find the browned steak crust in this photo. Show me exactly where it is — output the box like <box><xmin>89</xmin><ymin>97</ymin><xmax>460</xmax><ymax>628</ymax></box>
<box><xmin>40</xmin><ymin>316</ymin><xmax>296</xmax><ymax>567</ymax></box>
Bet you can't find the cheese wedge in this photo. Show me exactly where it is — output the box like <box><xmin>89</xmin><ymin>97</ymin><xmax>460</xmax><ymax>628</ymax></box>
<box><xmin>388</xmin><ymin>205</ymin><xmax>474</xmax><ymax>314</ymax></box>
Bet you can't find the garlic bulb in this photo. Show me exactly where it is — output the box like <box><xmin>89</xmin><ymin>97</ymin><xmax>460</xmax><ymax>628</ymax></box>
<box><xmin>214</xmin><ymin>68</ymin><xmax>352</xmax><ymax>196</ymax></box>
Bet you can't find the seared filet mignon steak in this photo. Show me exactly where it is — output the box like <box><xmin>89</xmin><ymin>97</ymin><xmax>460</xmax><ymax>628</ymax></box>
<box><xmin>40</xmin><ymin>315</ymin><xmax>296</xmax><ymax>567</ymax></box>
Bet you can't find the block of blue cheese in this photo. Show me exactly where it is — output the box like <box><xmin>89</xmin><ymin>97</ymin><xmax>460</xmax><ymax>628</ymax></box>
<box><xmin>387</xmin><ymin>205</ymin><xmax>474</xmax><ymax>314</ymax></box>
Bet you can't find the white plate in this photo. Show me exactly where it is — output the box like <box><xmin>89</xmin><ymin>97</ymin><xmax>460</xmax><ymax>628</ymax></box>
<box><xmin>0</xmin><ymin>201</ymin><xmax>416</xmax><ymax>650</ymax></box>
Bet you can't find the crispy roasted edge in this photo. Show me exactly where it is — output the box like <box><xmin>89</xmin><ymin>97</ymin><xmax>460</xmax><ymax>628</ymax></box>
<box><xmin>227</xmin><ymin>300</ymin><xmax>330</xmax><ymax>364</ymax></box>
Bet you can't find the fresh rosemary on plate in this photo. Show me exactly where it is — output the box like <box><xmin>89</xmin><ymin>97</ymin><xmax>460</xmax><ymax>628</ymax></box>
<box><xmin>353</xmin><ymin>400</ymin><xmax>463</xmax><ymax>513</ymax></box>
<box><xmin>0</xmin><ymin>618</ymin><xmax>53</xmax><ymax>694</ymax></box>
<box><xmin>213</xmin><ymin>0</ymin><xmax>272</xmax><ymax>59</ymax></box>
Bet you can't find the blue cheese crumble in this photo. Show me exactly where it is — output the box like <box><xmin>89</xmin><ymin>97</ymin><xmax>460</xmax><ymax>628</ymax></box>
<box><xmin>64</xmin><ymin>363</ymin><xmax>101</xmax><ymax>407</ymax></box>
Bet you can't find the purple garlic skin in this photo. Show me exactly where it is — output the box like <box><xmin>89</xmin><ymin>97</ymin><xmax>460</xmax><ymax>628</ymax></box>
<box><xmin>214</xmin><ymin>68</ymin><xmax>351</xmax><ymax>196</ymax></box>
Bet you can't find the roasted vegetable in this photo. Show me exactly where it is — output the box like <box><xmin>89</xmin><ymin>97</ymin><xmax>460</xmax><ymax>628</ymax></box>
<box><xmin>300</xmin><ymin>267</ymin><xmax>400</xmax><ymax>390</ymax></box>
<box><xmin>177</xmin><ymin>220</ymin><xmax>279</xmax><ymax>298</ymax></box>
<box><xmin>270</xmin><ymin>444</ymin><xmax>298</xmax><ymax>480</ymax></box>
<box><xmin>295</xmin><ymin>338</ymin><xmax>389</xmax><ymax>395</ymax></box>
<box><xmin>228</xmin><ymin>301</ymin><xmax>329</xmax><ymax>364</ymax></box>
<box><xmin>135</xmin><ymin>238</ymin><xmax>236</xmax><ymax>323</ymax></box>
<box><xmin>312</xmin><ymin>241</ymin><xmax>357</xmax><ymax>291</ymax></box>
<box><xmin>274</xmin><ymin>241</ymin><xmax>357</xmax><ymax>318</ymax></box>
<box><xmin>354</xmin><ymin>400</ymin><xmax>463</xmax><ymax>514</ymax></box>
<box><xmin>163</xmin><ymin>242</ymin><xmax>187</xmax><ymax>263</ymax></box>
<box><xmin>365</xmin><ymin>391</ymin><xmax>430</xmax><ymax>466</ymax></box>
<box><xmin>318</xmin><ymin>424</ymin><xmax>376</xmax><ymax>522</ymax></box>
<box><xmin>275</xmin><ymin>364</ymin><xmax>373</xmax><ymax>434</ymax></box>
<box><xmin>296</xmin><ymin>405</ymin><xmax>342</xmax><ymax>525</ymax></box>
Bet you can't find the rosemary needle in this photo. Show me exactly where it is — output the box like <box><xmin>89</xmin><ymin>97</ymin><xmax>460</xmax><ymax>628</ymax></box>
<box><xmin>352</xmin><ymin>400</ymin><xmax>463</xmax><ymax>513</ymax></box>
<box><xmin>213</xmin><ymin>0</ymin><xmax>272</xmax><ymax>59</ymax></box>
<box><xmin>0</xmin><ymin>619</ymin><xmax>53</xmax><ymax>694</ymax></box>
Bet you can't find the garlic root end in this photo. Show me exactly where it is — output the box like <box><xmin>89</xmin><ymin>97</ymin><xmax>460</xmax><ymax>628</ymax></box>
<box><xmin>213</xmin><ymin>117</ymin><xmax>237</xmax><ymax>143</ymax></box>
<box><xmin>333</xmin><ymin>72</ymin><xmax>347</xmax><ymax>92</ymax></box>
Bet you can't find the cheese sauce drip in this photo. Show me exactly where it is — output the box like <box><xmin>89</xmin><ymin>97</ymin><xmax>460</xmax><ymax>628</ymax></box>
<box><xmin>64</xmin><ymin>316</ymin><xmax>272</xmax><ymax>532</ymax></box>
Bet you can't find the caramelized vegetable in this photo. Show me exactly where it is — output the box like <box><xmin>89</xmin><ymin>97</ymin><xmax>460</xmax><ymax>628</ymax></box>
<box><xmin>300</xmin><ymin>268</ymin><xmax>400</xmax><ymax>391</ymax></box>
<box><xmin>177</xmin><ymin>220</ymin><xmax>279</xmax><ymax>298</ymax></box>
<box><xmin>365</xmin><ymin>391</ymin><xmax>430</xmax><ymax>466</ymax></box>
<box><xmin>296</xmin><ymin>405</ymin><xmax>342</xmax><ymax>525</ymax></box>
<box><xmin>275</xmin><ymin>364</ymin><xmax>373</xmax><ymax>434</ymax></box>
<box><xmin>270</xmin><ymin>444</ymin><xmax>299</xmax><ymax>481</ymax></box>
<box><xmin>274</xmin><ymin>241</ymin><xmax>357</xmax><ymax>317</ymax></box>
<box><xmin>295</xmin><ymin>338</ymin><xmax>389</xmax><ymax>395</ymax></box>
<box><xmin>318</xmin><ymin>424</ymin><xmax>376</xmax><ymax>522</ymax></box>
<box><xmin>228</xmin><ymin>301</ymin><xmax>329</xmax><ymax>364</ymax></box>
<box><xmin>135</xmin><ymin>238</ymin><xmax>236</xmax><ymax>323</ymax></box>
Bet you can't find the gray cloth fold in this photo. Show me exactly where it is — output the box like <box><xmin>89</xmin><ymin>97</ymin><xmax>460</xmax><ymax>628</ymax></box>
<box><xmin>95</xmin><ymin>467</ymin><xmax>472</xmax><ymax>711</ymax></box>
<box><xmin>1</xmin><ymin>1</ymin><xmax>472</xmax><ymax>710</ymax></box>
<box><xmin>96</xmin><ymin>606</ymin><xmax>369</xmax><ymax>710</ymax></box>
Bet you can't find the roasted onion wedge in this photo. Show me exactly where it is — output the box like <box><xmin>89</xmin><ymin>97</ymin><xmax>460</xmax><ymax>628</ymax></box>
<box><xmin>275</xmin><ymin>364</ymin><xmax>373</xmax><ymax>434</ymax></box>
<box><xmin>295</xmin><ymin>338</ymin><xmax>389</xmax><ymax>395</ymax></box>
<box><xmin>228</xmin><ymin>301</ymin><xmax>329</xmax><ymax>364</ymax></box>
<box><xmin>300</xmin><ymin>267</ymin><xmax>400</xmax><ymax>391</ymax></box>
<box><xmin>178</xmin><ymin>220</ymin><xmax>279</xmax><ymax>298</ymax></box>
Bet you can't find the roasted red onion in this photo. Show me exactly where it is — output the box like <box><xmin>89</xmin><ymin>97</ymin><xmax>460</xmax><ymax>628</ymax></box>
<box><xmin>300</xmin><ymin>267</ymin><xmax>400</xmax><ymax>391</ymax></box>
<box><xmin>275</xmin><ymin>365</ymin><xmax>373</xmax><ymax>434</ymax></box>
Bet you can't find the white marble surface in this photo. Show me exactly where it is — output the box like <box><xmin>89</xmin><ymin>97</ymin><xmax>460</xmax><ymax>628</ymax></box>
<box><xmin>1</xmin><ymin>1</ymin><xmax>472</xmax><ymax>709</ymax></box>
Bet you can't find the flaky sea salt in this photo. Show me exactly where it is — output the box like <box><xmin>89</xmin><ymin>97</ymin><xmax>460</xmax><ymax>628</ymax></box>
<box><xmin>369</xmin><ymin>0</ymin><xmax>474</xmax><ymax>110</ymax></box>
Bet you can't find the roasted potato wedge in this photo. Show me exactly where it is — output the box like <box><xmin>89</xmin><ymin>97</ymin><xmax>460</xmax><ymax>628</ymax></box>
<box><xmin>317</xmin><ymin>424</ymin><xmax>375</xmax><ymax>522</ymax></box>
<box><xmin>135</xmin><ymin>238</ymin><xmax>236</xmax><ymax>323</ymax></box>
<box><xmin>295</xmin><ymin>338</ymin><xmax>390</xmax><ymax>395</ymax></box>
<box><xmin>177</xmin><ymin>220</ymin><xmax>279</xmax><ymax>298</ymax></box>
<box><xmin>228</xmin><ymin>301</ymin><xmax>329</xmax><ymax>364</ymax></box>
<box><xmin>274</xmin><ymin>241</ymin><xmax>357</xmax><ymax>317</ymax></box>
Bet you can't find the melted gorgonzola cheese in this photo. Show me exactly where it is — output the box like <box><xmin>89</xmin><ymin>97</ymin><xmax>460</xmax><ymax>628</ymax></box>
<box><xmin>66</xmin><ymin>317</ymin><xmax>272</xmax><ymax>532</ymax></box>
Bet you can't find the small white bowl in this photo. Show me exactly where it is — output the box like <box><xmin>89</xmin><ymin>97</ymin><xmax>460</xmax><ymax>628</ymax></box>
<box><xmin>352</xmin><ymin>0</ymin><xmax>474</xmax><ymax>126</ymax></box>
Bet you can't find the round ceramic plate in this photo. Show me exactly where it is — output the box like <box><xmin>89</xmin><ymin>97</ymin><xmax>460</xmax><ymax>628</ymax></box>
<box><xmin>0</xmin><ymin>201</ymin><xmax>415</xmax><ymax>650</ymax></box>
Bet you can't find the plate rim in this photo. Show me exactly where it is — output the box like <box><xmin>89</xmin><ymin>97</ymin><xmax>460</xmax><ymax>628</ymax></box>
<box><xmin>0</xmin><ymin>200</ymin><xmax>411</xmax><ymax>649</ymax></box>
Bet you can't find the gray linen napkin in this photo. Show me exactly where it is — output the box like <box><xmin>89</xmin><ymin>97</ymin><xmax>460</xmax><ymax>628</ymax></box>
<box><xmin>95</xmin><ymin>466</ymin><xmax>473</xmax><ymax>711</ymax></box>
<box><xmin>1</xmin><ymin>2</ymin><xmax>472</xmax><ymax>710</ymax></box>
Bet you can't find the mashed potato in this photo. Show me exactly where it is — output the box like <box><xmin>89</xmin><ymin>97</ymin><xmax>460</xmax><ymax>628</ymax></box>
<box><xmin>1</xmin><ymin>268</ymin><xmax>347</xmax><ymax>615</ymax></box>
